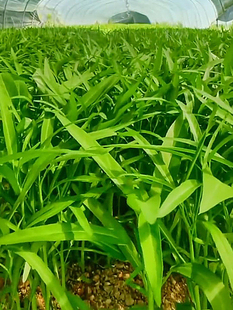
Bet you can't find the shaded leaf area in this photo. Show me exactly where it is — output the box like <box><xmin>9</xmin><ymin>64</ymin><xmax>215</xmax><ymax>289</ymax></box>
<box><xmin>0</xmin><ymin>26</ymin><xmax>233</xmax><ymax>309</ymax></box>
<box><xmin>173</xmin><ymin>263</ymin><xmax>233</xmax><ymax>310</ymax></box>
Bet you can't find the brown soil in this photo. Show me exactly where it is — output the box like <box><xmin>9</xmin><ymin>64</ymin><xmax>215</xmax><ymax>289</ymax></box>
<box><xmin>162</xmin><ymin>274</ymin><xmax>190</xmax><ymax>310</ymax></box>
<box><xmin>64</xmin><ymin>261</ymin><xmax>147</xmax><ymax>309</ymax></box>
<box><xmin>0</xmin><ymin>262</ymin><xmax>190</xmax><ymax>310</ymax></box>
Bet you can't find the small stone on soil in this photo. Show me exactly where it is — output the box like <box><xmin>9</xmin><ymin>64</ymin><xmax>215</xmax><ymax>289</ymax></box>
<box><xmin>0</xmin><ymin>261</ymin><xmax>191</xmax><ymax>310</ymax></box>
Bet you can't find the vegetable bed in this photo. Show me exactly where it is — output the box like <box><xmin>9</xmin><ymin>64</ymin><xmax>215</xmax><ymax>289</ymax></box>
<box><xmin>0</xmin><ymin>25</ymin><xmax>233</xmax><ymax>310</ymax></box>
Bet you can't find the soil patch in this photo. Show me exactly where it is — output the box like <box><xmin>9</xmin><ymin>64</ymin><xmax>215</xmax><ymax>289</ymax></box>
<box><xmin>1</xmin><ymin>261</ymin><xmax>190</xmax><ymax>309</ymax></box>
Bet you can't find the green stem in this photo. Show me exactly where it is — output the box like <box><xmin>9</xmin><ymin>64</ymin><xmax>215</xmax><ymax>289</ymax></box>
<box><xmin>60</xmin><ymin>242</ymin><xmax>66</xmax><ymax>289</ymax></box>
<box><xmin>148</xmin><ymin>284</ymin><xmax>155</xmax><ymax>310</ymax></box>
<box><xmin>42</xmin><ymin>245</ymin><xmax>50</xmax><ymax>310</ymax></box>
<box><xmin>194</xmin><ymin>285</ymin><xmax>201</xmax><ymax>310</ymax></box>
<box><xmin>181</xmin><ymin>206</ymin><xmax>195</xmax><ymax>261</ymax></box>
<box><xmin>81</xmin><ymin>241</ymin><xmax>85</xmax><ymax>273</ymax></box>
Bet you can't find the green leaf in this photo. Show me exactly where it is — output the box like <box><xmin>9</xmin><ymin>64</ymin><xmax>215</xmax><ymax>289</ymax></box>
<box><xmin>0</xmin><ymin>74</ymin><xmax>17</xmax><ymax>155</ymax></box>
<box><xmin>126</xmin><ymin>128</ymin><xmax>174</xmax><ymax>186</ymax></box>
<box><xmin>0</xmin><ymin>148</ymin><xmax>101</xmax><ymax>167</ymax></box>
<box><xmin>203</xmin><ymin>221</ymin><xmax>233</xmax><ymax>290</ymax></box>
<box><xmin>127</xmin><ymin>194</ymin><xmax>161</xmax><ymax>225</ymax></box>
<box><xmin>194</xmin><ymin>88</ymin><xmax>233</xmax><ymax>116</ymax></box>
<box><xmin>27</xmin><ymin>197</ymin><xmax>78</xmax><ymax>228</ymax></box>
<box><xmin>14</xmin><ymin>249</ymin><xmax>81</xmax><ymax>310</ymax></box>
<box><xmin>77</xmin><ymin>75</ymin><xmax>119</xmax><ymax>114</ymax></box>
<box><xmin>1</xmin><ymin>73</ymin><xmax>18</xmax><ymax>99</ymax></box>
<box><xmin>0</xmin><ymin>164</ymin><xmax>20</xmax><ymax>195</ymax></box>
<box><xmin>66</xmin><ymin>291</ymin><xmax>91</xmax><ymax>310</ymax></box>
<box><xmin>0</xmin><ymin>218</ymin><xmax>17</xmax><ymax>234</ymax></box>
<box><xmin>200</xmin><ymin>170</ymin><xmax>233</xmax><ymax>214</ymax></box>
<box><xmin>70</xmin><ymin>205</ymin><xmax>93</xmax><ymax>236</ymax></box>
<box><xmin>22</xmin><ymin>262</ymin><xmax>31</xmax><ymax>283</ymax></box>
<box><xmin>176</xmin><ymin>100</ymin><xmax>202</xmax><ymax>142</ymax></box>
<box><xmin>41</xmin><ymin>112</ymin><xmax>54</xmax><ymax>146</ymax></box>
<box><xmin>224</xmin><ymin>43</ymin><xmax>233</xmax><ymax>76</ymax></box>
<box><xmin>173</xmin><ymin>263</ymin><xmax>232</xmax><ymax>310</ymax></box>
<box><xmin>33</xmin><ymin>59</ymin><xmax>68</xmax><ymax>106</ymax></box>
<box><xmin>99</xmin><ymin>82</ymin><xmax>140</xmax><ymax>129</ymax></box>
<box><xmin>11</xmin><ymin>48</ymin><xmax>22</xmax><ymax>75</ymax></box>
<box><xmin>176</xmin><ymin>303</ymin><xmax>195</xmax><ymax>310</ymax></box>
<box><xmin>158</xmin><ymin>220</ymin><xmax>186</xmax><ymax>263</ymax></box>
<box><xmin>65</xmin><ymin>92</ymin><xmax>78</xmax><ymax>122</ymax></box>
<box><xmin>0</xmin><ymin>56</ymin><xmax>17</xmax><ymax>75</ymax></box>
<box><xmin>85</xmin><ymin>198</ymin><xmax>141</xmax><ymax>269</ymax></box>
<box><xmin>11</xmin><ymin>153</ymin><xmax>56</xmax><ymax>219</ymax></box>
<box><xmin>161</xmin><ymin>114</ymin><xmax>184</xmax><ymax>168</ymax></box>
<box><xmin>138</xmin><ymin>213</ymin><xmax>163</xmax><ymax>307</ymax></box>
<box><xmin>55</xmin><ymin>111</ymin><xmax>128</xmax><ymax>191</ymax></box>
<box><xmin>158</xmin><ymin>180</ymin><xmax>200</xmax><ymax>218</ymax></box>
<box><xmin>0</xmin><ymin>218</ymin><xmax>10</xmax><ymax>235</ymax></box>
<box><xmin>0</xmin><ymin>223</ymin><xmax>123</xmax><ymax>245</ymax></box>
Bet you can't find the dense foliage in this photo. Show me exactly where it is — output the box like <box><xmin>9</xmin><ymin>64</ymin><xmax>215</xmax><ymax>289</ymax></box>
<box><xmin>0</xmin><ymin>26</ymin><xmax>233</xmax><ymax>309</ymax></box>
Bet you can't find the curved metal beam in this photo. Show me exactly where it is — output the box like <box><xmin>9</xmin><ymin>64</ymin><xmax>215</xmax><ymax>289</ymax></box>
<box><xmin>211</xmin><ymin>0</ymin><xmax>233</xmax><ymax>16</ymax></box>
<box><xmin>195</xmin><ymin>0</ymin><xmax>213</xmax><ymax>26</ymax></box>
<box><xmin>22</xmin><ymin>0</ymin><xmax>32</xmax><ymax>27</ymax></box>
<box><xmin>2</xmin><ymin>0</ymin><xmax>9</xmax><ymax>28</ymax></box>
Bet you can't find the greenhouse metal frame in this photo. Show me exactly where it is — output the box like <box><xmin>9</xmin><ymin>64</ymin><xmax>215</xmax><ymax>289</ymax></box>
<box><xmin>0</xmin><ymin>0</ymin><xmax>233</xmax><ymax>30</ymax></box>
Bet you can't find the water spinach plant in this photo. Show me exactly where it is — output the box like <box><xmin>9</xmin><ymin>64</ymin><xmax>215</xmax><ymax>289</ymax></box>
<box><xmin>0</xmin><ymin>26</ymin><xmax>233</xmax><ymax>309</ymax></box>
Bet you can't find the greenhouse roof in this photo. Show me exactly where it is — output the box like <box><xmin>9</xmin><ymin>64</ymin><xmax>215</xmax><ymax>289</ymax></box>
<box><xmin>0</xmin><ymin>0</ymin><xmax>233</xmax><ymax>28</ymax></box>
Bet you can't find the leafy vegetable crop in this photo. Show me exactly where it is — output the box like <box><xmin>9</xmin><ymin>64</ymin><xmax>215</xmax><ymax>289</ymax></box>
<box><xmin>0</xmin><ymin>26</ymin><xmax>233</xmax><ymax>309</ymax></box>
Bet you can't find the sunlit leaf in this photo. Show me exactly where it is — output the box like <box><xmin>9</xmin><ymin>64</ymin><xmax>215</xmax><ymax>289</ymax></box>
<box><xmin>173</xmin><ymin>263</ymin><xmax>232</xmax><ymax>310</ymax></box>
<box><xmin>15</xmin><ymin>249</ymin><xmax>88</xmax><ymax>310</ymax></box>
<box><xmin>203</xmin><ymin>221</ymin><xmax>233</xmax><ymax>290</ymax></box>
<box><xmin>158</xmin><ymin>180</ymin><xmax>200</xmax><ymax>218</ymax></box>
<box><xmin>0</xmin><ymin>74</ymin><xmax>17</xmax><ymax>155</ymax></box>
<box><xmin>200</xmin><ymin>170</ymin><xmax>233</xmax><ymax>214</ymax></box>
<box><xmin>138</xmin><ymin>213</ymin><xmax>163</xmax><ymax>307</ymax></box>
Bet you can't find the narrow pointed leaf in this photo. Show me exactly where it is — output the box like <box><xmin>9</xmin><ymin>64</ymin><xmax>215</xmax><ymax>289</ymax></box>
<box><xmin>78</xmin><ymin>75</ymin><xmax>119</xmax><ymax>113</ymax></box>
<box><xmin>85</xmin><ymin>198</ymin><xmax>141</xmax><ymax>269</ymax></box>
<box><xmin>55</xmin><ymin>112</ymin><xmax>129</xmax><ymax>191</ymax></box>
<box><xmin>27</xmin><ymin>197</ymin><xmax>78</xmax><ymax>228</ymax></box>
<box><xmin>200</xmin><ymin>170</ymin><xmax>233</xmax><ymax>214</ymax></box>
<box><xmin>0</xmin><ymin>223</ymin><xmax>123</xmax><ymax>245</ymax></box>
<box><xmin>138</xmin><ymin>213</ymin><xmax>163</xmax><ymax>306</ymax></box>
<box><xmin>162</xmin><ymin>114</ymin><xmax>184</xmax><ymax>168</ymax></box>
<box><xmin>173</xmin><ymin>263</ymin><xmax>232</xmax><ymax>310</ymax></box>
<box><xmin>203</xmin><ymin>221</ymin><xmax>233</xmax><ymax>290</ymax></box>
<box><xmin>0</xmin><ymin>164</ymin><xmax>20</xmax><ymax>195</ymax></box>
<box><xmin>11</xmin><ymin>153</ymin><xmax>56</xmax><ymax>218</ymax></box>
<box><xmin>127</xmin><ymin>194</ymin><xmax>161</xmax><ymax>225</ymax></box>
<box><xmin>70</xmin><ymin>205</ymin><xmax>93</xmax><ymax>236</ymax></box>
<box><xmin>158</xmin><ymin>180</ymin><xmax>200</xmax><ymax>218</ymax></box>
<box><xmin>41</xmin><ymin>113</ymin><xmax>54</xmax><ymax>146</ymax></box>
<box><xmin>0</xmin><ymin>74</ymin><xmax>17</xmax><ymax>155</ymax></box>
<box><xmin>14</xmin><ymin>250</ymin><xmax>80</xmax><ymax>310</ymax></box>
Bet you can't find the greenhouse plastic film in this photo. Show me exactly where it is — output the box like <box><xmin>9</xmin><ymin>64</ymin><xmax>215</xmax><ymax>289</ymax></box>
<box><xmin>0</xmin><ymin>0</ymin><xmax>233</xmax><ymax>28</ymax></box>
